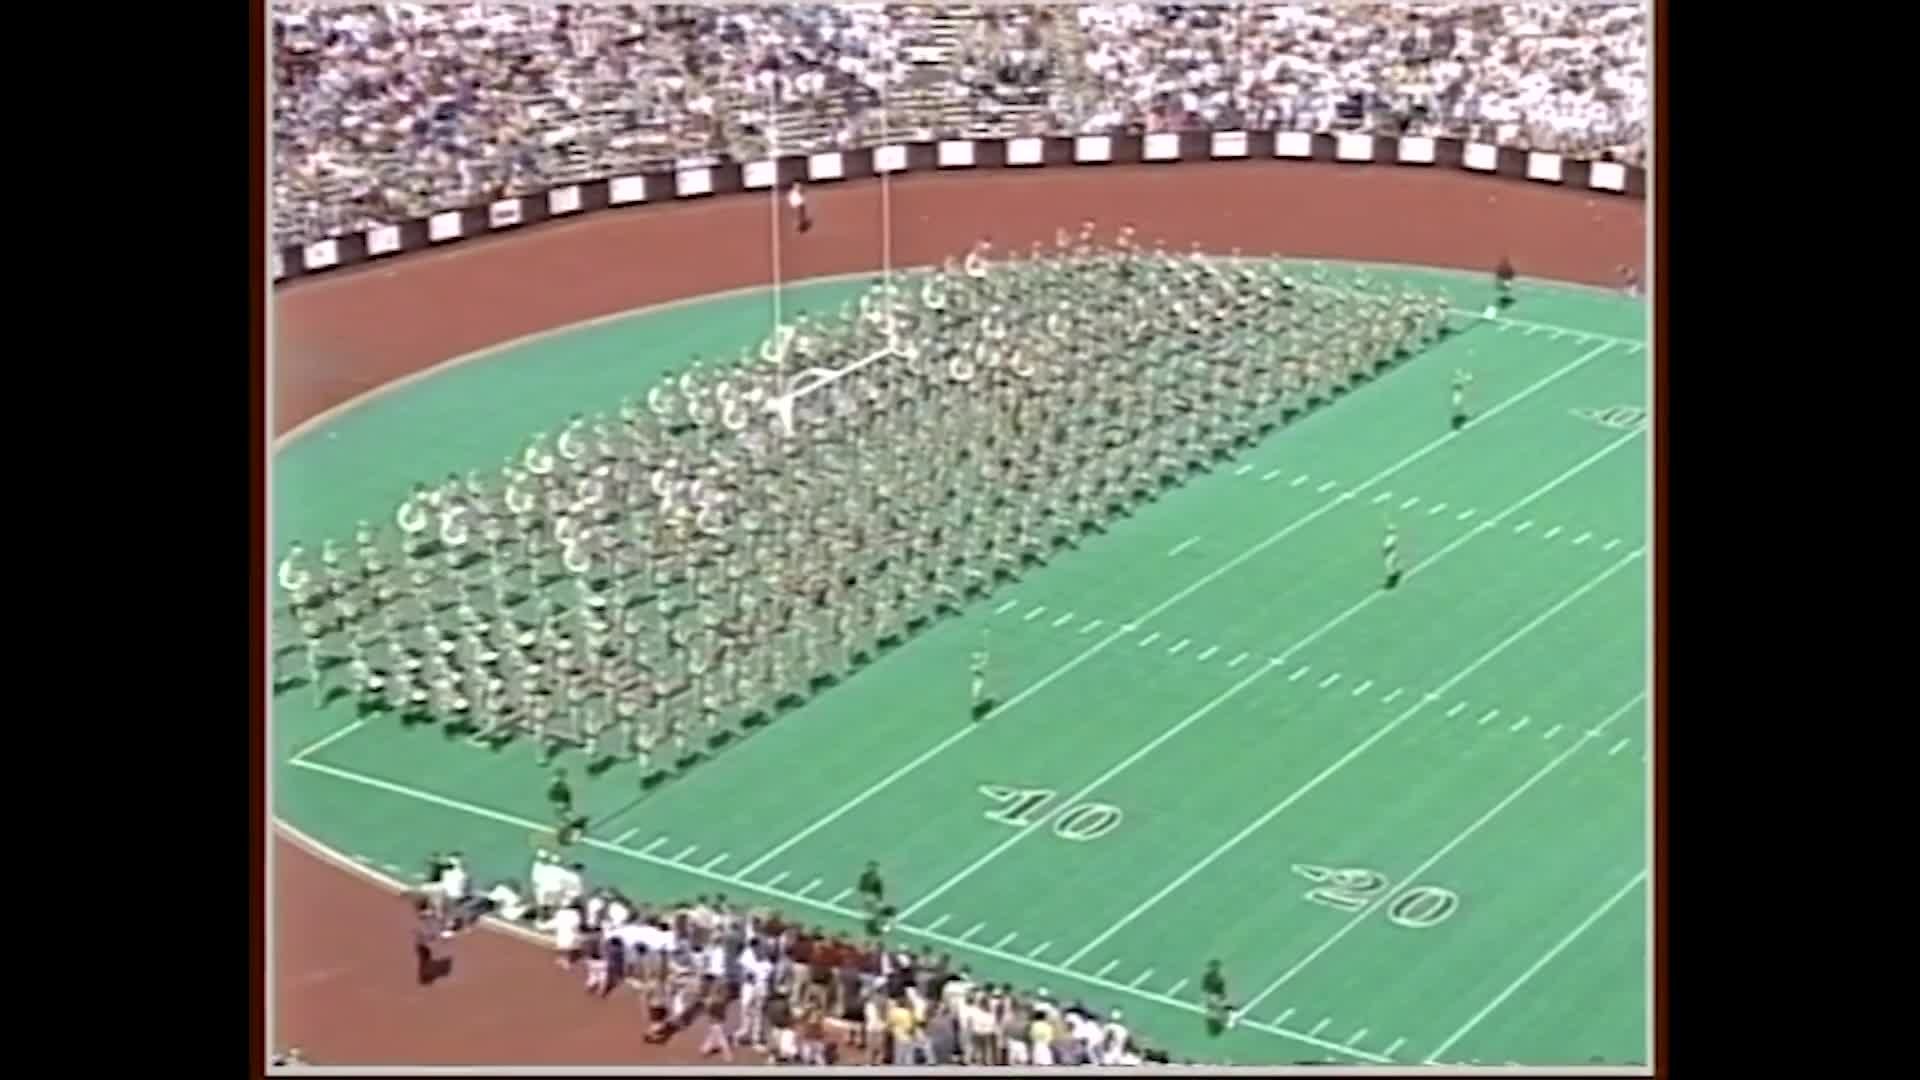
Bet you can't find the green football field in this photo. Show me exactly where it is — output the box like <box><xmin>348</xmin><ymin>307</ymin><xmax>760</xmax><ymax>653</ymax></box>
<box><xmin>272</xmin><ymin>261</ymin><xmax>1650</xmax><ymax>1067</ymax></box>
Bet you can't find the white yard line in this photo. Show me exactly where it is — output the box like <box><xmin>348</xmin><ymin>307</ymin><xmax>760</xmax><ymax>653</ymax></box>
<box><xmin>281</xmin><ymin>759</ymin><xmax>1385</xmax><ymax>1061</ymax></box>
<box><xmin>904</xmin><ymin>431</ymin><xmax>1644</xmax><ymax>923</ymax></box>
<box><xmin>1168</xmin><ymin>536</ymin><xmax>1201</xmax><ymax>557</ymax></box>
<box><xmin>1424</xmin><ymin>870</ymin><xmax>1649</xmax><ymax>1063</ymax></box>
<box><xmin>289</xmin><ymin>719</ymin><xmax>366</xmax><ymax>764</ymax></box>
<box><xmin>1056</xmin><ymin>570</ymin><xmax>1645</xmax><ymax>970</ymax></box>
<box><xmin>727</xmin><ymin>344</ymin><xmax>1615</xmax><ymax>883</ymax></box>
<box><xmin>1237</xmin><ymin>693</ymin><xmax>1647</xmax><ymax>1016</ymax></box>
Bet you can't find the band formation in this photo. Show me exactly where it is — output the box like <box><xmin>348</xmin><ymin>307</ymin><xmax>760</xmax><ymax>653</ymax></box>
<box><xmin>274</xmin><ymin>227</ymin><xmax>1455</xmax><ymax>783</ymax></box>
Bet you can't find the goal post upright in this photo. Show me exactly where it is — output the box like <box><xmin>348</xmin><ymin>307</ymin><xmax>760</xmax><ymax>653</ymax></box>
<box><xmin>768</xmin><ymin>77</ymin><xmax>784</xmax><ymax>347</ymax></box>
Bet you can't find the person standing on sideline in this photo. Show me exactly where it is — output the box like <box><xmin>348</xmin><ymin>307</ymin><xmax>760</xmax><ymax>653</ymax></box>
<box><xmin>412</xmin><ymin>899</ymin><xmax>446</xmax><ymax>986</ymax></box>
<box><xmin>789</xmin><ymin>181</ymin><xmax>812</xmax><ymax>234</ymax></box>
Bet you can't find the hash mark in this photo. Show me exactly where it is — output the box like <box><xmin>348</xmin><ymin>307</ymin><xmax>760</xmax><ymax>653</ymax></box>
<box><xmin>1428</xmin><ymin>502</ymin><xmax>1448</xmax><ymax>515</ymax></box>
<box><xmin>764</xmin><ymin>870</ymin><xmax>789</xmax><ymax>888</ymax></box>
<box><xmin>830</xmin><ymin>887</ymin><xmax>852</xmax><ymax>904</ymax></box>
<box><xmin>1080</xmin><ymin>619</ymin><xmax>1103</xmax><ymax>634</ymax></box>
<box><xmin>1509</xmin><ymin>716</ymin><xmax>1530</xmax><ymax>733</ymax></box>
<box><xmin>962</xmin><ymin>922</ymin><xmax>985</xmax><ymax>941</ymax></box>
<box><xmin>1573</xmin><ymin>531</ymin><xmax>1593</xmax><ymax>545</ymax></box>
<box><xmin>1131</xmin><ymin>969</ymin><xmax>1155</xmax><ymax>988</ymax></box>
<box><xmin>1317</xmin><ymin>480</ymin><xmax>1338</xmax><ymax>493</ymax></box>
<box><xmin>672</xmin><ymin>845</ymin><xmax>699</xmax><ymax>863</ymax></box>
<box><xmin>613</xmin><ymin>827</ymin><xmax>640</xmax><ymax>845</ymax></box>
<box><xmin>1168</xmin><ymin>977</ymin><xmax>1189</xmax><ymax>996</ymax></box>
<box><xmin>1276</xmin><ymin>1007</ymin><xmax>1296</xmax><ymax>1025</ymax></box>
<box><xmin>1228</xmin><ymin>652</ymin><xmax>1249</xmax><ymax>668</ymax></box>
<box><xmin>926</xmin><ymin>914</ymin><xmax>951</xmax><ymax>932</ymax></box>
<box><xmin>1318</xmin><ymin>671</ymin><xmax>1342</xmax><ymax>689</ymax></box>
<box><xmin>1608</xmin><ymin>738</ymin><xmax>1631</xmax><ymax>756</ymax></box>
<box><xmin>1052</xmin><ymin>611</ymin><xmax>1076</xmax><ymax>628</ymax></box>
<box><xmin>800</xmin><ymin>878</ymin><xmax>822</xmax><ymax>896</ymax></box>
<box><xmin>1168</xmin><ymin>536</ymin><xmax>1200</xmax><ymax>557</ymax></box>
<box><xmin>1310</xmin><ymin>1018</ymin><xmax>1331</xmax><ymax>1036</ymax></box>
<box><xmin>1235</xmin><ymin>464</ymin><xmax>1254</xmax><ymax>476</ymax></box>
<box><xmin>1351</xmin><ymin>679</ymin><xmax>1374</xmax><ymax>697</ymax></box>
<box><xmin>1168</xmin><ymin>638</ymin><xmax>1191</xmax><ymax>656</ymax></box>
<box><xmin>1385</xmin><ymin>1037</ymin><xmax>1408</xmax><ymax>1057</ymax></box>
<box><xmin>1603</xmin><ymin>538</ymin><xmax>1623</xmax><ymax>551</ymax></box>
<box><xmin>995</xmin><ymin>932</ymin><xmax>1019</xmax><ymax>949</ymax></box>
<box><xmin>1372</xmin><ymin>491</ymin><xmax>1393</xmax><ymax>505</ymax></box>
<box><xmin>1350</xmin><ymin>1027</ymin><xmax>1370</xmax><ymax>1044</ymax></box>
<box><xmin>1262</xmin><ymin>469</ymin><xmax>1282</xmax><ymax>481</ymax></box>
<box><xmin>1457</xmin><ymin>508</ymin><xmax>1475</xmax><ymax>521</ymax></box>
<box><xmin>1446</xmin><ymin>701</ymin><xmax>1468</xmax><ymax>718</ymax></box>
<box><xmin>1289</xmin><ymin>665</ymin><xmax>1312</xmax><ymax>682</ymax></box>
<box><xmin>1291</xmin><ymin>475</ymin><xmax>1310</xmax><ymax>488</ymax></box>
<box><xmin>1515</xmin><ymin>521</ymin><xmax>1533</xmax><ymax>534</ymax></box>
<box><xmin>1095</xmin><ymin>959</ymin><xmax>1120</xmax><ymax>977</ymax></box>
<box><xmin>1028</xmin><ymin>941</ymin><xmax>1052</xmax><ymax>959</ymax></box>
<box><xmin>1543</xmin><ymin>525</ymin><xmax>1564</xmax><ymax>540</ymax></box>
<box><xmin>1478</xmin><ymin>709</ymin><xmax>1499</xmax><ymax>726</ymax></box>
<box><xmin>1024</xmin><ymin>606</ymin><xmax>1046</xmax><ymax>621</ymax></box>
<box><xmin>1400</xmin><ymin>497</ymin><xmax>1420</xmax><ymax>510</ymax></box>
<box><xmin>994</xmin><ymin>599</ymin><xmax>1019</xmax><ymax>615</ymax></box>
<box><xmin>701</xmin><ymin>853</ymin><xmax>730</xmax><ymax>872</ymax></box>
<box><xmin>1542</xmin><ymin>724</ymin><xmax>1563</xmax><ymax>740</ymax></box>
<box><xmin>1139</xmin><ymin>632</ymin><xmax>1161</xmax><ymax>648</ymax></box>
<box><xmin>642</xmin><ymin>837</ymin><xmax>669</xmax><ymax>854</ymax></box>
<box><xmin>1197</xmin><ymin>645</ymin><xmax>1220</xmax><ymax>662</ymax></box>
<box><xmin>1382</xmin><ymin>688</ymin><xmax>1404</xmax><ymax>704</ymax></box>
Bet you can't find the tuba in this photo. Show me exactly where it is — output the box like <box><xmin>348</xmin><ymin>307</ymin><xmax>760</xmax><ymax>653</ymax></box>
<box><xmin>439</xmin><ymin>506</ymin><xmax>470</xmax><ymax>548</ymax></box>
<box><xmin>396</xmin><ymin>494</ymin><xmax>429</xmax><ymax>536</ymax></box>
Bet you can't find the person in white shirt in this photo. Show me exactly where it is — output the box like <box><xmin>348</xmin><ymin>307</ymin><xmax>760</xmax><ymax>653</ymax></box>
<box><xmin>1102</xmin><ymin>1009</ymin><xmax>1131</xmax><ymax>1064</ymax></box>
<box><xmin>735</xmin><ymin>943</ymin><xmax>773</xmax><ymax>1047</ymax></box>
<box><xmin>486</xmin><ymin>881</ymin><xmax>528</xmax><ymax>921</ymax></box>
<box><xmin>551</xmin><ymin>903</ymin><xmax>583</xmax><ymax>968</ymax></box>
<box><xmin>788</xmin><ymin>181</ymin><xmax>811</xmax><ymax>234</ymax></box>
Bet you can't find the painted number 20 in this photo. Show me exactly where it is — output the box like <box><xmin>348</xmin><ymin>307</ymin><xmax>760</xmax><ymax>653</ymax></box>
<box><xmin>979</xmin><ymin>785</ymin><xmax>1124</xmax><ymax>842</ymax></box>
<box><xmin>1291</xmin><ymin>863</ymin><xmax>1460</xmax><ymax>929</ymax></box>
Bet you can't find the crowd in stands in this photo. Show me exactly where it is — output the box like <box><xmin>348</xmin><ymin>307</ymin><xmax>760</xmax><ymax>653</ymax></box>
<box><xmin>272</xmin><ymin>2</ymin><xmax>1649</xmax><ymax>251</ymax></box>
<box><xmin>414</xmin><ymin>850</ymin><xmax>1177</xmax><ymax>1066</ymax></box>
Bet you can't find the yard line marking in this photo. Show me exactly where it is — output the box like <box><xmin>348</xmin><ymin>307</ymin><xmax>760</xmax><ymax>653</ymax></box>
<box><xmin>1542</xmin><ymin>723</ymin><xmax>1563</xmax><ymax>740</ymax></box>
<box><xmin>290</xmin><ymin>719</ymin><xmax>367</xmax><ymax>763</ymax></box>
<box><xmin>763</xmin><ymin>870</ymin><xmax>789</xmax><ymax>889</ymax></box>
<box><xmin>1425</xmin><ymin>871</ymin><xmax>1649</xmax><ymax>1063</ymax></box>
<box><xmin>1080</xmin><ymin>619</ymin><xmax>1103</xmax><ymax>634</ymax></box>
<box><xmin>994</xmin><ymin>931</ymin><xmax>1019</xmax><ymax>949</ymax></box>
<box><xmin>642</xmin><ymin>836</ymin><xmax>669</xmax><ymax>854</ymax></box>
<box><xmin>1235</xmin><ymin>464</ymin><xmax>1254</xmax><ymax>476</ymax></box>
<box><xmin>1228</xmin><ymin>652</ymin><xmax>1249</xmax><ymax>668</ymax></box>
<box><xmin>1291</xmin><ymin>474</ymin><xmax>1310</xmax><ymax>487</ymax></box>
<box><xmin>1382</xmin><ymin>688</ymin><xmax>1404</xmax><ymax>704</ymax></box>
<box><xmin>994</xmin><ymin>599</ymin><xmax>1019</xmax><ymax>615</ymax></box>
<box><xmin>1139</xmin><ymin>631</ymin><xmax>1162</xmax><ymax>648</ymax></box>
<box><xmin>1514</xmin><ymin>520</ymin><xmax>1533</xmax><ymax>534</ymax></box>
<box><xmin>1317</xmin><ymin>480</ymin><xmax>1338</xmax><ymax>493</ymax></box>
<box><xmin>1095</xmin><ymin>959</ymin><xmax>1120</xmax><ymax>977</ymax></box>
<box><xmin>1543</xmin><ymin>525</ymin><xmax>1564</xmax><ymax>540</ymax></box>
<box><xmin>613</xmin><ymin>826</ymin><xmax>641</xmax><ymax>845</ymax></box>
<box><xmin>1318</xmin><ymin>672</ymin><xmax>1342</xmax><ymax>689</ymax></box>
<box><xmin>1167</xmin><ymin>978</ymin><xmax>1189</xmax><ymax>997</ymax></box>
<box><xmin>1310</xmin><ymin>1018</ymin><xmax>1331</xmax><ymax>1036</ymax></box>
<box><xmin>1573</xmin><ymin>531</ymin><xmax>1593</xmax><ymax>545</ymax></box>
<box><xmin>1052</xmin><ymin>611</ymin><xmax>1076</xmax><ymax>628</ymax></box>
<box><xmin>1371</xmin><ymin>491</ymin><xmax>1393</xmax><ymax>504</ymax></box>
<box><xmin>1239</xmin><ymin>692</ymin><xmax>1647</xmax><ymax>1015</ymax></box>
<box><xmin>701</xmin><ymin>853</ymin><xmax>730</xmax><ymax>872</ymax></box>
<box><xmin>1289</xmin><ymin>665</ymin><xmax>1312</xmax><ymax>682</ymax></box>
<box><xmin>1196</xmin><ymin>645</ymin><xmax>1220</xmax><ymax>662</ymax></box>
<box><xmin>1609</xmin><ymin>738</ymin><xmax>1631</xmax><ymax>756</ymax></box>
<box><xmin>1478</xmin><ymin>709</ymin><xmax>1500</xmax><ymax>726</ymax></box>
<box><xmin>1131</xmin><ymin>969</ymin><xmax>1155</xmax><ymax>988</ymax></box>
<box><xmin>1427</xmin><ymin>502</ymin><xmax>1447</xmax><ymax>515</ymax></box>
<box><xmin>737</xmin><ymin>346</ymin><xmax>1618</xmax><ymax>882</ymax></box>
<box><xmin>799</xmin><ymin>878</ymin><xmax>822</xmax><ymax>896</ymax></box>
<box><xmin>1385</xmin><ymin>1037</ymin><xmax>1407</xmax><ymax>1057</ymax></box>
<box><xmin>1509</xmin><ymin>716</ymin><xmax>1531</xmax><ymax>733</ymax></box>
<box><xmin>1027</xmin><ymin>941</ymin><xmax>1052</xmax><ymax>959</ymax></box>
<box><xmin>1167</xmin><ymin>638</ymin><xmax>1191</xmax><ymax>656</ymax></box>
<box><xmin>1023</xmin><ymin>606</ymin><xmax>1046</xmax><ymax>621</ymax></box>
<box><xmin>1446</xmin><ymin>702</ymin><xmax>1468</xmax><ymax>718</ymax></box>
<box><xmin>1350</xmin><ymin>1028</ymin><xmax>1370</xmax><ymax>1044</ymax></box>
<box><xmin>284</xmin><ymin>759</ymin><xmax>1389</xmax><ymax>1062</ymax></box>
<box><xmin>1276</xmin><ymin>1007</ymin><xmax>1296</xmax><ymax>1025</ymax></box>
<box><xmin>830</xmin><ymin>887</ymin><xmax>852</xmax><ymax>904</ymax></box>
<box><xmin>925</xmin><ymin>914</ymin><xmax>951</xmax><ymax>932</ymax></box>
<box><xmin>1603</xmin><ymin>537</ymin><xmax>1623</xmax><ymax>551</ymax></box>
<box><xmin>1168</xmin><ymin>536</ymin><xmax>1201</xmax><ymax>557</ymax></box>
<box><xmin>672</xmin><ymin>845</ymin><xmax>699</xmax><ymax>863</ymax></box>
<box><xmin>1400</xmin><ymin>496</ymin><xmax>1420</xmax><ymax>510</ymax></box>
<box><xmin>962</xmin><ymin>922</ymin><xmax>985</xmax><ymax>941</ymax></box>
<box><xmin>1350</xmin><ymin>679</ymin><xmax>1374</xmax><ymax>697</ymax></box>
<box><xmin>1262</xmin><ymin>469</ymin><xmax>1282</xmax><ymax>481</ymax></box>
<box><xmin>1457</xmin><ymin>508</ymin><xmax>1475</xmax><ymax>521</ymax></box>
<box><xmin>1054</xmin><ymin>559</ymin><xmax>1646</xmax><ymax>968</ymax></box>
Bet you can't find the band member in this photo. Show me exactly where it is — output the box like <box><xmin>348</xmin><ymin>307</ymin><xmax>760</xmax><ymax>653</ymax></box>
<box><xmin>789</xmin><ymin>181</ymin><xmax>812</xmax><ymax>234</ymax></box>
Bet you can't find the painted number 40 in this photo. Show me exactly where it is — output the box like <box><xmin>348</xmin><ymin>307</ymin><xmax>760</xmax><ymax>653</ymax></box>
<box><xmin>978</xmin><ymin>785</ymin><xmax>1123</xmax><ymax>842</ymax></box>
<box><xmin>1291</xmin><ymin>863</ymin><xmax>1460</xmax><ymax>928</ymax></box>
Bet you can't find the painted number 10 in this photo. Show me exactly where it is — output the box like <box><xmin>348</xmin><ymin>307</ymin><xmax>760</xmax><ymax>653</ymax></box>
<box><xmin>978</xmin><ymin>785</ymin><xmax>1124</xmax><ymax>842</ymax></box>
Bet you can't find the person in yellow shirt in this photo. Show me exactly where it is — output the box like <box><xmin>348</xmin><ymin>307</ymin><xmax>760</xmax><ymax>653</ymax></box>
<box><xmin>886</xmin><ymin>997</ymin><xmax>916</xmax><ymax>1065</ymax></box>
<box><xmin>1028</xmin><ymin>1012</ymin><xmax>1057</xmax><ymax>1066</ymax></box>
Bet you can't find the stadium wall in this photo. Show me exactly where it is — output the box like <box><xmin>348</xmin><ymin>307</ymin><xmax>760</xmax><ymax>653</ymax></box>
<box><xmin>273</xmin><ymin>133</ymin><xmax>1644</xmax><ymax>283</ymax></box>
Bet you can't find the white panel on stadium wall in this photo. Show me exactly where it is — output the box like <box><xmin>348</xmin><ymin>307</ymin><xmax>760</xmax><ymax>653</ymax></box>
<box><xmin>548</xmin><ymin>185</ymin><xmax>582</xmax><ymax>215</ymax></box>
<box><xmin>873</xmin><ymin>144</ymin><xmax>908</xmax><ymax>174</ymax></box>
<box><xmin>1074</xmin><ymin>135</ymin><xmax>1112</xmax><ymax>163</ymax></box>
<box><xmin>609</xmin><ymin>176</ymin><xmax>647</xmax><ymax>205</ymax></box>
<box><xmin>428</xmin><ymin>210</ymin><xmax>463</xmax><ymax>242</ymax></box>
<box><xmin>302</xmin><ymin>238</ymin><xmax>340</xmax><ymax>271</ymax></box>
<box><xmin>937</xmin><ymin>140</ymin><xmax>976</xmax><ymax>169</ymax></box>
<box><xmin>1006</xmin><ymin>137</ymin><xmax>1043</xmax><ymax>166</ymax></box>
<box><xmin>1462</xmin><ymin>143</ymin><xmax>1500</xmax><ymax>172</ymax></box>
<box><xmin>366</xmin><ymin>224</ymin><xmax>402</xmax><ymax>257</ymax></box>
<box><xmin>1589</xmin><ymin>161</ymin><xmax>1628</xmax><ymax>192</ymax></box>
<box><xmin>489</xmin><ymin>197</ymin><xmax>523</xmax><ymax>229</ymax></box>
<box><xmin>807</xmin><ymin>152</ymin><xmax>845</xmax><ymax>182</ymax></box>
<box><xmin>271</xmin><ymin>250</ymin><xmax>285</xmax><ymax>280</ymax></box>
<box><xmin>1211</xmin><ymin>131</ymin><xmax>1248</xmax><ymax>159</ymax></box>
<box><xmin>743</xmin><ymin>160</ymin><xmax>778</xmax><ymax>190</ymax></box>
<box><xmin>1397</xmin><ymin>136</ymin><xmax>1437</xmax><ymax>165</ymax></box>
<box><xmin>1274</xmin><ymin>131</ymin><xmax>1313</xmax><ymax>159</ymax></box>
<box><xmin>1336</xmin><ymin>133</ymin><xmax>1374</xmax><ymax>162</ymax></box>
<box><xmin>1526</xmin><ymin>151</ymin><xmax>1564</xmax><ymax>183</ymax></box>
<box><xmin>1143</xmin><ymin>132</ymin><xmax>1180</xmax><ymax>161</ymax></box>
<box><xmin>676</xmin><ymin>168</ymin><xmax>713</xmax><ymax>198</ymax></box>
